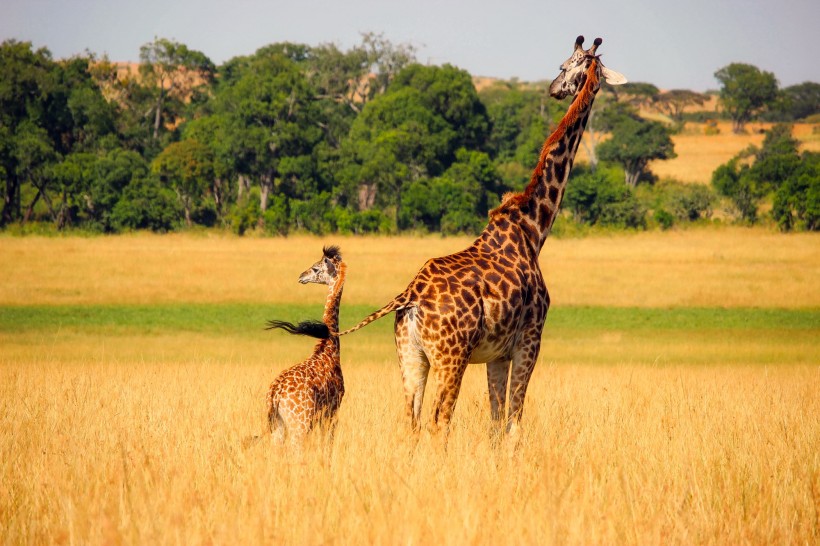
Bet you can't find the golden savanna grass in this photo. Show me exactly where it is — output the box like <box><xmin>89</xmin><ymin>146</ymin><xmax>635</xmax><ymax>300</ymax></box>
<box><xmin>2</xmin><ymin>230</ymin><xmax>819</xmax><ymax>545</ymax></box>
<box><xmin>1</xmin><ymin>227</ymin><xmax>818</xmax><ymax>308</ymax></box>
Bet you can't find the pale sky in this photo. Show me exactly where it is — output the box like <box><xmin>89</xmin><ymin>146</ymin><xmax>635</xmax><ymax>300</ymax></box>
<box><xmin>2</xmin><ymin>0</ymin><xmax>819</xmax><ymax>91</ymax></box>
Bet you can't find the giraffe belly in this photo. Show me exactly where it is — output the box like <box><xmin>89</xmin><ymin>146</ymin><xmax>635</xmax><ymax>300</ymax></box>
<box><xmin>468</xmin><ymin>335</ymin><xmax>514</xmax><ymax>364</ymax></box>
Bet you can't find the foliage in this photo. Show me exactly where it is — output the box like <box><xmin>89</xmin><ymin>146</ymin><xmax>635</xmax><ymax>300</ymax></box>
<box><xmin>480</xmin><ymin>81</ymin><xmax>557</xmax><ymax>187</ymax></box>
<box><xmin>596</xmin><ymin>105</ymin><xmax>676</xmax><ymax>187</ymax></box>
<box><xmin>399</xmin><ymin>149</ymin><xmax>503</xmax><ymax>234</ymax></box>
<box><xmin>1</xmin><ymin>38</ymin><xmax>815</xmax><ymax>236</ymax></box>
<box><xmin>563</xmin><ymin>165</ymin><xmax>646</xmax><ymax>229</ymax></box>
<box><xmin>714</xmin><ymin>123</ymin><xmax>819</xmax><ymax>230</ymax></box>
<box><xmin>763</xmin><ymin>82</ymin><xmax>820</xmax><ymax>122</ymax></box>
<box><xmin>714</xmin><ymin>63</ymin><xmax>779</xmax><ymax>133</ymax></box>
<box><xmin>770</xmin><ymin>149</ymin><xmax>819</xmax><ymax>231</ymax></box>
<box><xmin>151</xmin><ymin>139</ymin><xmax>214</xmax><ymax>225</ymax></box>
<box><xmin>138</xmin><ymin>38</ymin><xmax>215</xmax><ymax>146</ymax></box>
<box><xmin>651</xmin><ymin>89</ymin><xmax>707</xmax><ymax>126</ymax></box>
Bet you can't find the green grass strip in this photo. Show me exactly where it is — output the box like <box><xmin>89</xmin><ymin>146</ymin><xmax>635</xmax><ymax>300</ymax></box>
<box><xmin>0</xmin><ymin>304</ymin><xmax>816</xmax><ymax>334</ymax></box>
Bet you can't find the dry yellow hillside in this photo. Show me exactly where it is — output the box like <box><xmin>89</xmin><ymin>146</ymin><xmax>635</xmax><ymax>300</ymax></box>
<box><xmin>575</xmin><ymin>121</ymin><xmax>820</xmax><ymax>184</ymax></box>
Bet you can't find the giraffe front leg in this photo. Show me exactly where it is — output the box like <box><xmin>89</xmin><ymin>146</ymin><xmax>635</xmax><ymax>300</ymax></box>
<box><xmin>486</xmin><ymin>359</ymin><xmax>510</xmax><ymax>423</ymax></box>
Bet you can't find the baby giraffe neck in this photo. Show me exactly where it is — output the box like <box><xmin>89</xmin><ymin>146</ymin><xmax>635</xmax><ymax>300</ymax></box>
<box><xmin>322</xmin><ymin>262</ymin><xmax>346</xmax><ymax>336</ymax></box>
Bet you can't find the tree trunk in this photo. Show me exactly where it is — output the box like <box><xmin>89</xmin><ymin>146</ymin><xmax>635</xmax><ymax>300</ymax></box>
<box><xmin>152</xmin><ymin>89</ymin><xmax>165</xmax><ymax>141</ymax></box>
<box><xmin>1</xmin><ymin>176</ymin><xmax>20</xmax><ymax>226</ymax></box>
<box><xmin>237</xmin><ymin>175</ymin><xmax>251</xmax><ymax>202</ymax></box>
<box><xmin>625</xmin><ymin>168</ymin><xmax>640</xmax><ymax>188</ymax></box>
<box><xmin>358</xmin><ymin>182</ymin><xmax>377</xmax><ymax>210</ymax></box>
<box><xmin>30</xmin><ymin>180</ymin><xmax>58</xmax><ymax>222</ymax></box>
<box><xmin>23</xmin><ymin>188</ymin><xmax>42</xmax><ymax>223</ymax></box>
<box><xmin>213</xmin><ymin>177</ymin><xmax>223</xmax><ymax>216</ymax></box>
<box><xmin>259</xmin><ymin>172</ymin><xmax>273</xmax><ymax>212</ymax></box>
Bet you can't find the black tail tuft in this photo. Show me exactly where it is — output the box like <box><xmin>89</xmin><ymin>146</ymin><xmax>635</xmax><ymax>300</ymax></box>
<box><xmin>265</xmin><ymin>319</ymin><xmax>331</xmax><ymax>339</ymax></box>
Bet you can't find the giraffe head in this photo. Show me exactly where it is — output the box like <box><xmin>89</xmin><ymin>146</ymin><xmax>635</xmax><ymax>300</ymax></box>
<box><xmin>549</xmin><ymin>35</ymin><xmax>626</xmax><ymax>100</ymax></box>
<box><xmin>298</xmin><ymin>245</ymin><xmax>343</xmax><ymax>286</ymax></box>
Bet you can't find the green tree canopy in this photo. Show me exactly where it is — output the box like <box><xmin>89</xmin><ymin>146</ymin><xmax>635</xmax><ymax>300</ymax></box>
<box><xmin>596</xmin><ymin>106</ymin><xmax>676</xmax><ymax>187</ymax></box>
<box><xmin>714</xmin><ymin>63</ymin><xmax>779</xmax><ymax>133</ymax></box>
<box><xmin>151</xmin><ymin>139</ymin><xmax>214</xmax><ymax>226</ymax></box>
<box><xmin>139</xmin><ymin>37</ymin><xmax>215</xmax><ymax>146</ymax></box>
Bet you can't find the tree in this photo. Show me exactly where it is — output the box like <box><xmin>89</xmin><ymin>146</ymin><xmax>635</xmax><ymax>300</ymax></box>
<box><xmin>400</xmin><ymin>149</ymin><xmax>504</xmax><ymax>233</ymax></box>
<box><xmin>182</xmin><ymin>114</ymin><xmax>236</xmax><ymax>220</ymax></box>
<box><xmin>213</xmin><ymin>52</ymin><xmax>322</xmax><ymax>218</ymax></box>
<box><xmin>596</xmin><ymin>107</ymin><xmax>676</xmax><ymax>187</ymax></box>
<box><xmin>563</xmin><ymin>165</ymin><xmax>646</xmax><ymax>228</ymax></box>
<box><xmin>751</xmin><ymin>124</ymin><xmax>801</xmax><ymax>186</ymax></box>
<box><xmin>767</xmin><ymin>82</ymin><xmax>820</xmax><ymax>122</ymax></box>
<box><xmin>771</xmin><ymin>152</ymin><xmax>819</xmax><ymax>231</ymax></box>
<box><xmin>610</xmin><ymin>82</ymin><xmax>659</xmax><ymax>108</ymax></box>
<box><xmin>480</xmin><ymin>80</ymin><xmax>558</xmax><ymax>187</ymax></box>
<box><xmin>139</xmin><ymin>38</ymin><xmax>215</xmax><ymax>143</ymax></box>
<box><xmin>712</xmin><ymin>125</ymin><xmax>802</xmax><ymax>225</ymax></box>
<box><xmin>651</xmin><ymin>89</ymin><xmax>707</xmax><ymax>125</ymax></box>
<box><xmin>15</xmin><ymin>121</ymin><xmax>59</xmax><ymax>224</ymax></box>
<box><xmin>390</xmin><ymin>63</ymin><xmax>491</xmax><ymax>157</ymax></box>
<box><xmin>712</xmin><ymin>154</ymin><xmax>761</xmax><ymax>223</ymax></box>
<box><xmin>151</xmin><ymin>139</ymin><xmax>214</xmax><ymax>226</ymax></box>
<box><xmin>0</xmin><ymin>40</ymin><xmax>56</xmax><ymax>225</ymax></box>
<box><xmin>338</xmin><ymin>86</ymin><xmax>453</xmax><ymax>222</ymax></box>
<box><xmin>714</xmin><ymin>63</ymin><xmax>778</xmax><ymax>133</ymax></box>
<box><xmin>359</xmin><ymin>32</ymin><xmax>417</xmax><ymax>99</ymax></box>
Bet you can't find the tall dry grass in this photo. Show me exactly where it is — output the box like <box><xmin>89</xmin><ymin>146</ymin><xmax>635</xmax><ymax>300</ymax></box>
<box><xmin>2</xmin><ymin>357</ymin><xmax>818</xmax><ymax>545</ymax></box>
<box><xmin>2</xmin><ymin>228</ymin><xmax>818</xmax><ymax>308</ymax></box>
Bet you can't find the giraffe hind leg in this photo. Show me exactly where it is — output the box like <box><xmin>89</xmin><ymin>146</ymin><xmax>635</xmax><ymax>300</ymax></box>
<box><xmin>429</xmin><ymin>359</ymin><xmax>469</xmax><ymax>436</ymax></box>
<box><xmin>269</xmin><ymin>410</ymin><xmax>287</xmax><ymax>445</ymax></box>
<box><xmin>395</xmin><ymin>310</ymin><xmax>430</xmax><ymax>432</ymax></box>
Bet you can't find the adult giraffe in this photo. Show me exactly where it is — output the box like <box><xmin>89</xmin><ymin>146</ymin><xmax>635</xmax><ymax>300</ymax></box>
<box><xmin>341</xmin><ymin>36</ymin><xmax>626</xmax><ymax>434</ymax></box>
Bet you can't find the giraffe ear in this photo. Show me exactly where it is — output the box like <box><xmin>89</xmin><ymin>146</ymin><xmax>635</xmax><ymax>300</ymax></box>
<box><xmin>602</xmin><ymin>66</ymin><xmax>627</xmax><ymax>85</ymax></box>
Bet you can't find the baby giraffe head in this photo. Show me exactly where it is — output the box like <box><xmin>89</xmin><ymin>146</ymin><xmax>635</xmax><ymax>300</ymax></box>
<box><xmin>298</xmin><ymin>245</ymin><xmax>343</xmax><ymax>286</ymax></box>
<box><xmin>548</xmin><ymin>35</ymin><xmax>627</xmax><ymax>100</ymax></box>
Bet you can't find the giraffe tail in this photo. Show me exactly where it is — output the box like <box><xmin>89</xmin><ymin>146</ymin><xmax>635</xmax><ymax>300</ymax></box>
<box><xmin>266</xmin><ymin>319</ymin><xmax>331</xmax><ymax>339</ymax></box>
<box><xmin>338</xmin><ymin>292</ymin><xmax>413</xmax><ymax>336</ymax></box>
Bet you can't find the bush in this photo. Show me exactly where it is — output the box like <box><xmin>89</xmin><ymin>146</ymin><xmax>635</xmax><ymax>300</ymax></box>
<box><xmin>668</xmin><ymin>184</ymin><xmax>715</xmax><ymax>221</ymax></box>
<box><xmin>289</xmin><ymin>192</ymin><xmax>333</xmax><ymax>234</ymax></box>
<box><xmin>192</xmin><ymin>197</ymin><xmax>219</xmax><ymax>227</ymax></box>
<box><xmin>564</xmin><ymin>166</ymin><xmax>646</xmax><ymax>228</ymax></box>
<box><xmin>654</xmin><ymin>208</ymin><xmax>675</xmax><ymax>230</ymax></box>
<box><xmin>110</xmin><ymin>176</ymin><xmax>182</xmax><ymax>232</ymax></box>
<box><xmin>712</xmin><ymin>157</ymin><xmax>762</xmax><ymax>224</ymax></box>
<box><xmin>262</xmin><ymin>194</ymin><xmax>290</xmax><ymax>236</ymax></box>
<box><xmin>231</xmin><ymin>187</ymin><xmax>261</xmax><ymax>236</ymax></box>
<box><xmin>332</xmin><ymin>208</ymin><xmax>392</xmax><ymax>234</ymax></box>
<box><xmin>771</xmin><ymin>151</ymin><xmax>820</xmax><ymax>231</ymax></box>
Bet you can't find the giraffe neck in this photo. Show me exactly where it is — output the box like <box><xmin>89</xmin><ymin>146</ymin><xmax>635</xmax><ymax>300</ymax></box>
<box><xmin>491</xmin><ymin>59</ymin><xmax>600</xmax><ymax>254</ymax></box>
<box><xmin>322</xmin><ymin>262</ymin><xmax>346</xmax><ymax>341</ymax></box>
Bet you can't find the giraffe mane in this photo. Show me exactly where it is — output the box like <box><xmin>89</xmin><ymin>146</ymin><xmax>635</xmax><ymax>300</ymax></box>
<box><xmin>491</xmin><ymin>58</ymin><xmax>600</xmax><ymax>217</ymax></box>
<box><xmin>323</xmin><ymin>245</ymin><xmax>342</xmax><ymax>261</ymax></box>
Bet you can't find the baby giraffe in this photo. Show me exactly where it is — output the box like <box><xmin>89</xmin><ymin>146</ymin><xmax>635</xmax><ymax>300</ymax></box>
<box><xmin>264</xmin><ymin>245</ymin><xmax>346</xmax><ymax>446</ymax></box>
